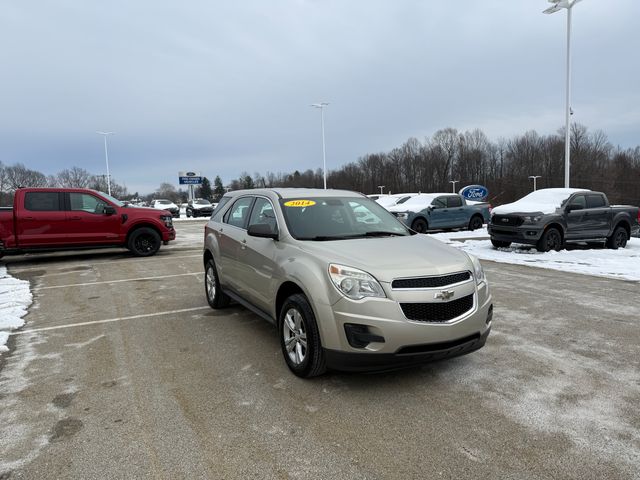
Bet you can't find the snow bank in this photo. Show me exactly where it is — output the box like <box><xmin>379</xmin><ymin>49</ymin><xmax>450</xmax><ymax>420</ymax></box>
<box><xmin>431</xmin><ymin>228</ymin><xmax>640</xmax><ymax>282</ymax></box>
<box><xmin>0</xmin><ymin>266</ymin><xmax>32</xmax><ymax>353</ymax></box>
<box><xmin>492</xmin><ymin>188</ymin><xmax>589</xmax><ymax>215</ymax></box>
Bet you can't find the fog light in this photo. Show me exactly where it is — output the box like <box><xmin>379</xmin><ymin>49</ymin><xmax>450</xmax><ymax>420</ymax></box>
<box><xmin>344</xmin><ymin>324</ymin><xmax>385</xmax><ymax>348</ymax></box>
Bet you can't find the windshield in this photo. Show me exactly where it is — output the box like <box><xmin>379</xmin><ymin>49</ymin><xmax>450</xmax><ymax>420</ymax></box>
<box><xmin>156</xmin><ymin>200</ymin><xmax>172</xmax><ymax>205</ymax></box>
<box><xmin>280</xmin><ymin>196</ymin><xmax>411</xmax><ymax>240</ymax></box>
<box><xmin>402</xmin><ymin>194</ymin><xmax>438</xmax><ymax>207</ymax></box>
<box><xmin>195</xmin><ymin>199</ymin><xmax>211</xmax><ymax>205</ymax></box>
<box><xmin>92</xmin><ymin>190</ymin><xmax>124</xmax><ymax>207</ymax></box>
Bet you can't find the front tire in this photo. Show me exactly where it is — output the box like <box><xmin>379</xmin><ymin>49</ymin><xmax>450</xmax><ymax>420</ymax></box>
<box><xmin>205</xmin><ymin>258</ymin><xmax>230</xmax><ymax>308</ymax></box>
<box><xmin>491</xmin><ymin>239</ymin><xmax>511</xmax><ymax>248</ymax></box>
<box><xmin>278</xmin><ymin>294</ymin><xmax>326</xmax><ymax>378</ymax></box>
<box><xmin>411</xmin><ymin>218</ymin><xmax>428</xmax><ymax>233</ymax></box>
<box><xmin>128</xmin><ymin>228</ymin><xmax>161</xmax><ymax>257</ymax></box>
<box><xmin>606</xmin><ymin>226</ymin><xmax>628</xmax><ymax>250</ymax></box>
<box><xmin>536</xmin><ymin>228</ymin><xmax>563</xmax><ymax>252</ymax></box>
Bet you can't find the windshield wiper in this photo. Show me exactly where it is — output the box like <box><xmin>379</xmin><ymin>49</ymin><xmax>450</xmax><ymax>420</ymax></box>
<box><xmin>300</xmin><ymin>232</ymin><xmax>404</xmax><ymax>241</ymax></box>
<box><xmin>362</xmin><ymin>231</ymin><xmax>405</xmax><ymax>237</ymax></box>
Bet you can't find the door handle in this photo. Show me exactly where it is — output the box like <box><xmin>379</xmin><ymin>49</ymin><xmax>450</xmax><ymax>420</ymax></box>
<box><xmin>69</xmin><ymin>216</ymin><xmax>82</xmax><ymax>221</ymax></box>
<box><xmin>24</xmin><ymin>216</ymin><xmax>35</xmax><ymax>220</ymax></box>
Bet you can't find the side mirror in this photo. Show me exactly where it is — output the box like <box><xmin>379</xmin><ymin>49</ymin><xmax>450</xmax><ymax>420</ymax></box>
<box><xmin>247</xmin><ymin>223</ymin><xmax>278</xmax><ymax>240</ymax></box>
<box><xmin>567</xmin><ymin>204</ymin><xmax>583</xmax><ymax>212</ymax></box>
<box><xmin>104</xmin><ymin>205</ymin><xmax>116</xmax><ymax>215</ymax></box>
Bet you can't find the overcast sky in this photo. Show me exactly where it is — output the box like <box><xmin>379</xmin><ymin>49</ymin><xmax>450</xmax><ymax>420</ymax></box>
<box><xmin>1</xmin><ymin>1</ymin><xmax>638</xmax><ymax>194</ymax></box>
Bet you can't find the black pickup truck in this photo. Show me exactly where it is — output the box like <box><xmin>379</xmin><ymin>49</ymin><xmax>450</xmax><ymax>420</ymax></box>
<box><xmin>488</xmin><ymin>188</ymin><xmax>640</xmax><ymax>252</ymax></box>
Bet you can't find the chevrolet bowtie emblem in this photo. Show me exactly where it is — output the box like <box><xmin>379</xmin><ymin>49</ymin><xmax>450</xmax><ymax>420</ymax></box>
<box><xmin>434</xmin><ymin>290</ymin><xmax>455</xmax><ymax>300</ymax></box>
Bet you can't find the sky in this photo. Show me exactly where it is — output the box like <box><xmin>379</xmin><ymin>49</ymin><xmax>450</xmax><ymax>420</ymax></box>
<box><xmin>1</xmin><ymin>1</ymin><xmax>638</xmax><ymax>195</ymax></box>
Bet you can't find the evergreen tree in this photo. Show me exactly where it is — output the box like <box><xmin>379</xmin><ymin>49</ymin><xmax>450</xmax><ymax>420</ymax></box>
<box><xmin>213</xmin><ymin>175</ymin><xmax>225</xmax><ymax>200</ymax></box>
<box><xmin>197</xmin><ymin>177</ymin><xmax>213</xmax><ymax>199</ymax></box>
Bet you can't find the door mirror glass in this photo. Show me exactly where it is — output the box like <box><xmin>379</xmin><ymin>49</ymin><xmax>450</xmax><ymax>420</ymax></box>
<box><xmin>247</xmin><ymin>223</ymin><xmax>278</xmax><ymax>240</ymax></box>
<box><xmin>104</xmin><ymin>205</ymin><xmax>116</xmax><ymax>215</ymax></box>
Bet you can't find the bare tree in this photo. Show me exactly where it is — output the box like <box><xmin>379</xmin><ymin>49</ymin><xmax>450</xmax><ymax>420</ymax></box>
<box><xmin>57</xmin><ymin>166</ymin><xmax>93</xmax><ymax>188</ymax></box>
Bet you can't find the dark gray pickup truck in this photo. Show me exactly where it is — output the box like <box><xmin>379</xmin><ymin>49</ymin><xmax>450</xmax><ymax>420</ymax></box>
<box><xmin>488</xmin><ymin>188</ymin><xmax>640</xmax><ymax>252</ymax></box>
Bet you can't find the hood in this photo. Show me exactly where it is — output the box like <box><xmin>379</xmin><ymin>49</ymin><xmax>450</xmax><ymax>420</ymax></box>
<box><xmin>297</xmin><ymin>234</ymin><xmax>472</xmax><ymax>283</ymax></box>
<box><xmin>492</xmin><ymin>188</ymin><xmax>588</xmax><ymax>215</ymax></box>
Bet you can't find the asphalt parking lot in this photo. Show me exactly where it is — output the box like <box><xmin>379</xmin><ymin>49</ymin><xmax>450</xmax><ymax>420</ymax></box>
<box><xmin>1</xmin><ymin>221</ymin><xmax>639</xmax><ymax>479</ymax></box>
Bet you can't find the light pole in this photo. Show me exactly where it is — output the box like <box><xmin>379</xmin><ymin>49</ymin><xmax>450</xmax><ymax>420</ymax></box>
<box><xmin>311</xmin><ymin>102</ymin><xmax>329</xmax><ymax>189</ymax></box>
<box><xmin>529</xmin><ymin>175</ymin><xmax>542</xmax><ymax>191</ymax></box>
<box><xmin>544</xmin><ymin>0</ymin><xmax>582</xmax><ymax>188</ymax></box>
<box><xmin>96</xmin><ymin>131</ymin><xmax>114</xmax><ymax>196</ymax></box>
<box><xmin>377</xmin><ymin>185</ymin><xmax>385</xmax><ymax>195</ymax></box>
<box><xmin>449</xmin><ymin>180</ymin><xmax>459</xmax><ymax>193</ymax></box>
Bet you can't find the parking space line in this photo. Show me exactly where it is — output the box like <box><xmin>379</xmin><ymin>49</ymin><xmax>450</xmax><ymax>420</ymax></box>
<box><xmin>9</xmin><ymin>306</ymin><xmax>211</xmax><ymax>335</ymax></box>
<box><xmin>34</xmin><ymin>272</ymin><xmax>203</xmax><ymax>291</ymax></box>
<box><xmin>7</xmin><ymin>253</ymin><xmax>202</xmax><ymax>273</ymax></box>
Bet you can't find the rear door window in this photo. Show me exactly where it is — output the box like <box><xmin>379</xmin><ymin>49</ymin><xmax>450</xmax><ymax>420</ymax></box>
<box><xmin>24</xmin><ymin>192</ymin><xmax>62</xmax><ymax>211</ymax></box>
<box><xmin>447</xmin><ymin>196</ymin><xmax>463</xmax><ymax>207</ymax></box>
<box><xmin>223</xmin><ymin>197</ymin><xmax>255</xmax><ymax>229</ymax></box>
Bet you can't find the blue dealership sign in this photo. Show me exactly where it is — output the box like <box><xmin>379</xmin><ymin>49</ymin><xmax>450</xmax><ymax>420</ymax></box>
<box><xmin>178</xmin><ymin>171</ymin><xmax>203</xmax><ymax>185</ymax></box>
<box><xmin>459</xmin><ymin>185</ymin><xmax>489</xmax><ymax>201</ymax></box>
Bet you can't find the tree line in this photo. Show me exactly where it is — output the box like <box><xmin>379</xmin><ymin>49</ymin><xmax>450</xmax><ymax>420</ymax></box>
<box><xmin>230</xmin><ymin>123</ymin><xmax>640</xmax><ymax>205</ymax></box>
<box><xmin>2</xmin><ymin>123</ymin><xmax>639</xmax><ymax>207</ymax></box>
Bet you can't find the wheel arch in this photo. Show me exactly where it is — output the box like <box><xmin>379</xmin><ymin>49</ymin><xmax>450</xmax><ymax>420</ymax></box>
<box><xmin>544</xmin><ymin>222</ymin><xmax>565</xmax><ymax>240</ymax></box>
<box><xmin>125</xmin><ymin>222</ymin><xmax>163</xmax><ymax>245</ymax></box>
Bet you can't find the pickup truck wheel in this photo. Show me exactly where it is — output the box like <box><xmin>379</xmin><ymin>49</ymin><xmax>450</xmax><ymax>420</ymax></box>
<box><xmin>279</xmin><ymin>294</ymin><xmax>326</xmax><ymax>378</ymax></box>
<box><xmin>536</xmin><ymin>228</ymin><xmax>563</xmax><ymax>252</ymax></box>
<box><xmin>468</xmin><ymin>215</ymin><xmax>484</xmax><ymax>231</ymax></box>
<box><xmin>205</xmin><ymin>258</ymin><xmax>230</xmax><ymax>308</ymax></box>
<box><xmin>491</xmin><ymin>239</ymin><xmax>511</xmax><ymax>248</ymax></box>
<box><xmin>411</xmin><ymin>218</ymin><xmax>428</xmax><ymax>233</ymax></box>
<box><xmin>186</xmin><ymin>210</ymin><xmax>192</xmax><ymax>218</ymax></box>
<box><xmin>606</xmin><ymin>226</ymin><xmax>628</xmax><ymax>250</ymax></box>
<box><xmin>128</xmin><ymin>228</ymin><xmax>161</xmax><ymax>257</ymax></box>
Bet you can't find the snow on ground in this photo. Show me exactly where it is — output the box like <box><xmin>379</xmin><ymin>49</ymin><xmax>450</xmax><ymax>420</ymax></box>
<box><xmin>0</xmin><ymin>266</ymin><xmax>32</xmax><ymax>354</ymax></box>
<box><xmin>431</xmin><ymin>227</ymin><xmax>640</xmax><ymax>282</ymax></box>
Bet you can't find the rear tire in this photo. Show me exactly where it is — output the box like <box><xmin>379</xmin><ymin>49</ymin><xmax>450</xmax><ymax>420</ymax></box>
<box><xmin>468</xmin><ymin>215</ymin><xmax>484</xmax><ymax>231</ymax></box>
<box><xmin>536</xmin><ymin>228</ymin><xmax>563</xmax><ymax>252</ymax></box>
<box><xmin>128</xmin><ymin>227</ymin><xmax>161</xmax><ymax>257</ymax></box>
<box><xmin>411</xmin><ymin>218</ymin><xmax>428</xmax><ymax>233</ymax></box>
<box><xmin>606</xmin><ymin>226</ymin><xmax>628</xmax><ymax>250</ymax></box>
<box><xmin>491</xmin><ymin>239</ymin><xmax>511</xmax><ymax>248</ymax></box>
<box><xmin>278</xmin><ymin>294</ymin><xmax>326</xmax><ymax>378</ymax></box>
<box><xmin>205</xmin><ymin>258</ymin><xmax>230</xmax><ymax>308</ymax></box>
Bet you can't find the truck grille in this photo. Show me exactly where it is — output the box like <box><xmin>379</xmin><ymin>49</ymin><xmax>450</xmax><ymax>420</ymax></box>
<box><xmin>400</xmin><ymin>294</ymin><xmax>474</xmax><ymax>322</ymax></box>
<box><xmin>491</xmin><ymin>215</ymin><xmax>523</xmax><ymax>227</ymax></box>
<box><xmin>392</xmin><ymin>272</ymin><xmax>471</xmax><ymax>289</ymax></box>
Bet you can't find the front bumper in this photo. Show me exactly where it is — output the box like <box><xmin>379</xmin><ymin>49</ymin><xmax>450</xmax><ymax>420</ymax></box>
<box><xmin>162</xmin><ymin>229</ymin><xmax>176</xmax><ymax>241</ymax></box>
<box><xmin>313</xmin><ymin>278</ymin><xmax>493</xmax><ymax>371</ymax></box>
<box><xmin>488</xmin><ymin>223</ymin><xmax>543</xmax><ymax>245</ymax></box>
<box><xmin>324</xmin><ymin>327</ymin><xmax>491</xmax><ymax>372</ymax></box>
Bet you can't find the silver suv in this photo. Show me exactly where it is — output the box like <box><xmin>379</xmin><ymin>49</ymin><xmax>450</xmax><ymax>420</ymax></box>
<box><xmin>203</xmin><ymin>189</ymin><xmax>493</xmax><ymax>377</ymax></box>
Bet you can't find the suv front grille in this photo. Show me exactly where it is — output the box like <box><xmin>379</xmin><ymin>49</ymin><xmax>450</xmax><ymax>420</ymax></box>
<box><xmin>400</xmin><ymin>294</ymin><xmax>474</xmax><ymax>322</ymax></box>
<box><xmin>392</xmin><ymin>272</ymin><xmax>471</xmax><ymax>289</ymax></box>
<box><xmin>492</xmin><ymin>215</ymin><xmax>523</xmax><ymax>227</ymax></box>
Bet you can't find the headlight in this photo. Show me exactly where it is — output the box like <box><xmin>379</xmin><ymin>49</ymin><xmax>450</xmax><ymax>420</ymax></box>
<box><xmin>395</xmin><ymin>212</ymin><xmax>408</xmax><ymax>219</ymax></box>
<box><xmin>328</xmin><ymin>264</ymin><xmax>386</xmax><ymax>300</ymax></box>
<box><xmin>160</xmin><ymin>215</ymin><xmax>173</xmax><ymax>228</ymax></box>
<box><xmin>522</xmin><ymin>214</ymin><xmax>543</xmax><ymax>224</ymax></box>
<box><xmin>468</xmin><ymin>254</ymin><xmax>486</xmax><ymax>285</ymax></box>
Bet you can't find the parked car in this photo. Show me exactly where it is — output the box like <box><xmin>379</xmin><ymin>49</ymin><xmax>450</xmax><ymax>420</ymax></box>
<box><xmin>151</xmin><ymin>199</ymin><xmax>180</xmax><ymax>218</ymax></box>
<box><xmin>186</xmin><ymin>198</ymin><xmax>214</xmax><ymax>218</ymax></box>
<box><xmin>375</xmin><ymin>193</ymin><xmax>419</xmax><ymax>210</ymax></box>
<box><xmin>388</xmin><ymin>193</ymin><xmax>490</xmax><ymax>233</ymax></box>
<box><xmin>488</xmin><ymin>188</ymin><xmax>640</xmax><ymax>251</ymax></box>
<box><xmin>203</xmin><ymin>188</ymin><xmax>493</xmax><ymax>377</ymax></box>
<box><xmin>0</xmin><ymin>188</ymin><xmax>175</xmax><ymax>258</ymax></box>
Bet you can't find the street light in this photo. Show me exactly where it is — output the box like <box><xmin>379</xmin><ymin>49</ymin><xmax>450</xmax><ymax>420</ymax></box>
<box><xmin>377</xmin><ymin>185</ymin><xmax>385</xmax><ymax>195</ymax></box>
<box><xmin>310</xmin><ymin>102</ymin><xmax>329</xmax><ymax>189</ymax></box>
<box><xmin>529</xmin><ymin>175</ymin><xmax>542</xmax><ymax>191</ymax></box>
<box><xmin>449</xmin><ymin>180</ymin><xmax>459</xmax><ymax>193</ymax></box>
<box><xmin>543</xmin><ymin>0</ymin><xmax>583</xmax><ymax>188</ymax></box>
<box><xmin>96</xmin><ymin>131</ymin><xmax>114</xmax><ymax>196</ymax></box>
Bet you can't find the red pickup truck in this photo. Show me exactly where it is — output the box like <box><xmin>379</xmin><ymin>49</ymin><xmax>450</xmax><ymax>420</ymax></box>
<box><xmin>0</xmin><ymin>188</ymin><xmax>176</xmax><ymax>258</ymax></box>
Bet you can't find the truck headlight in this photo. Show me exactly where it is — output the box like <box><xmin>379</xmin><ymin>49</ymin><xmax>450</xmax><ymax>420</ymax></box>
<box><xmin>468</xmin><ymin>254</ymin><xmax>486</xmax><ymax>285</ymax></box>
<box><xmin>160</xmin><ymin>215</ymin><xmax>173</xmax><ymax>228</ymax></box>
<box><xmin>328</xmin><ymin>264</ymin><xmax>386</xmax><ymax>300</ymax></box>
<box><xmin>522</xmin><ymin>215</ymin><xmax>543</xmax><ymax>224</ymax></box>
<box><xmin>395</xmin><ymin>212</ymin><xmax>408</xmax><ymax>219</ymax></box>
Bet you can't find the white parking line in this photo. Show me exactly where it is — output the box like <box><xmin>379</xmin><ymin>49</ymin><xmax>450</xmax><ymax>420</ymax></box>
<box><xmin>34</xmin><ymin>272</ymin><xmax>203</xmax><ymax>291</ymax></box>
<box><xmin>10</xmin><ymin>306</ymin><xmax>211</xmax><ymax>336</ymax></box>
<box><xmin>7</xmin><ymin>253</ymin><xmax>202</xmax><ymax>273</ymax></box>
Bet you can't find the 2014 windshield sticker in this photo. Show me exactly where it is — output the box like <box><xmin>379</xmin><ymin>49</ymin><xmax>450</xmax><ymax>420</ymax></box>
<box><xmin>284</xmin><ymin>200</ymin><xmax>316</xmax><ymax>207</ymax></box>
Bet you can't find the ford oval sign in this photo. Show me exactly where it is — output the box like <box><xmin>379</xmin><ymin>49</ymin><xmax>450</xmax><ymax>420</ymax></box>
<box><xmin>459</xmin><ymin>185</ymin><xmax>489</xmax><ymax>201</ymax></box>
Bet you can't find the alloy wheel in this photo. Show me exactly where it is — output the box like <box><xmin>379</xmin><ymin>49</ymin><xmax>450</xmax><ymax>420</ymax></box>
<box><xmin>282</xmin><ymin>308</ymin><xmax>307</xmax><ymax>365</ymax></box>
